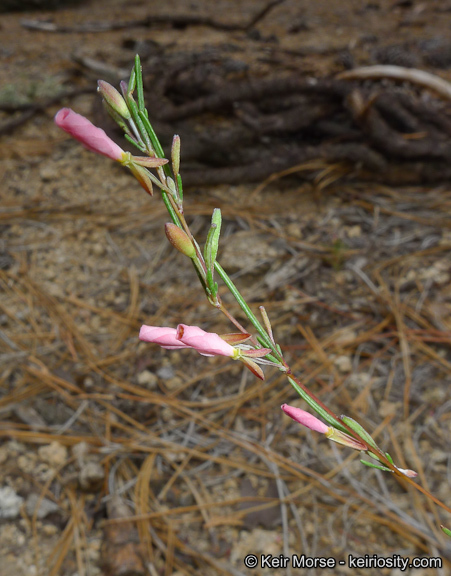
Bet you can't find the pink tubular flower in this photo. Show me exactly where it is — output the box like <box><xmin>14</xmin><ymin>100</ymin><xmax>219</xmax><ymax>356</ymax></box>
<box><xmin>281</xmin><ymin>404</ymin><xmax>330</xmax><ymax>434</ymax></box>
<box><xmin>282</xmin><ymin>404</ymin><xmax>367</xmax><ymax>451</ymax></box>
<box><xmin>55</xmin><ymin>108</ymin><xmax>125</xmax><ymax>161</ymax></box>
<box><xmin>177</xmin><ymin>324</ymin><xmax>237</xmax><ymax>357</ymax></box>
<box><xmin>139</xmin><ymin>323</ymin><xmax>270</xmax><ymax>379</ymax></box>
<box><xmin>139</xmin><ymin>326</ymin><xmax>191</xmax><ymax>350</ymax></box>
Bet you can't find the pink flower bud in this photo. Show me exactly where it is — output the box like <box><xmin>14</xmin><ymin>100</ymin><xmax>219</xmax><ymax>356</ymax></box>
<box><xmin>54</xmin><ymin>108</ymin><xmax>125</xmax><ymax>161</ymax></box>
<box><xmin>177</xmin><ymin>324</ymin><xmax>237</xmax><ymax>357</ymax></box>
<box><xmin>139</xmin><ymin>325</ymin><xmax>191</xmax><ymax>350</ymax></box>
<box><xmin>395</xmin><ymin>466</ymin><xmax>418</xmax><ymax>478</ymax></box>
<box><xmin>281</xmin><ymin>404</ymin><xmax>330</xmax><ymax>434</ymax></box>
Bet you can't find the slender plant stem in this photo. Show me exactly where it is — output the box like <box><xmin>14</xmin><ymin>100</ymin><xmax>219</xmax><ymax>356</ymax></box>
<box><xmin>214</xmin><ymin>261</ymin><xmax>281</xmax><ymax>358</ymax></box>
<box><xmin>125</xmin><ymin>58</ymin><xmax>451</xmax><ymax>521</ymax></box>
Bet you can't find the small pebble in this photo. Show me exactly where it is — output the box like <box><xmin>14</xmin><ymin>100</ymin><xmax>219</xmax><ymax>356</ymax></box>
<box><xmin>26</xmin><ymin>494</ymin><xmax>59</xmax><ymax>519</ymax></box>
<box><xmin>38</xmin><ymin>441</ymin><xmax>68</xmax><ymax>467</ymax></box>
<box><xmin>137</xmin><ymin>370</ymin><xmax>158</xmax><ymax>388</ymax></box>
<box><xmin>0</xmin><ymin>486</ymin><xmax>24</xmax><ymax>519</ymax></box>
<box><xmin>79</xmin><ymin>462</ymin><xmax>104</xmax><ymax>491</ymax></box>
<box><xmin>333</xmin><ymin>355</ymin><xmax>352</xmax><ymax>373</ymax></box>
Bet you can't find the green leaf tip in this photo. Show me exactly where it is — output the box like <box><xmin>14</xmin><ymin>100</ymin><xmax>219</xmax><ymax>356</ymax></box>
<box><xmin>204</xmin><ymin>209</ymin><xmax>222</xmax><ymax>294</ymax></box>
<box><xmin>341</xmin><ymin>415</ymin><xmax>379</xmax><ymax>451</ymax></box>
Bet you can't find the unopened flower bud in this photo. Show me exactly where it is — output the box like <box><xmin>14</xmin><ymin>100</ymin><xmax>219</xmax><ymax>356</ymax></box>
<box><xmin>395</xmin><ymin>466</ymin><xmax>418</xmax><ymax>478</ymax></box>
<box><xmin>282</xmin><ymin>404</ymin><xmax>329</xmax><ymax>434</ymax></box>
<box><xmin>171</xmin><ymin>134</ymin><xmax>181</xmax><ymax>175</ymax></box>
<box><xmin>282</xmin><ymin>404</ymin><xmax>366</xmax><ymax>451</ymax></box>
<box><xmin>165</xmin><ymin>223</ymin><xmax>196</xmax><ymax>258</ymax></box>
<box><xmin>139</xmin><ymin>326</ymin><xmax>190</xmax><ymax>350</ymax></box>
<box><xmin>54</xmin><ymin>108</ymin><xmax>125</xmax><ymax>161</ymax></box>
<box><xmin>98</xmin><ymin>80</ymin><xmax>130</xmax><ymax>119</ymax></box>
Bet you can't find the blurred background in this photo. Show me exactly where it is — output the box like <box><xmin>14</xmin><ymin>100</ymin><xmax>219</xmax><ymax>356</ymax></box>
<box><xmin>1</xmin><ymin>0</ymin><xmax>451</xmax><ymax>574</ymax></box>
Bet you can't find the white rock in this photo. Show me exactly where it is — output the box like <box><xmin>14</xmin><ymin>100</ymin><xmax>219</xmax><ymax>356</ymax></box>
<box><xmin>0</xmin><ymin>487</ymin><xmax>24</xmax><ymax>519</ymax></box>
<box><xmin>79</xmin><ymin>462</ymin><xmax>104</xmax><ymax>490</ymax></box>
<box><xmin>26</xmin><ymin>494</ymin><xmax>59</xmax><ymax>519</ymax></box>
<box><xmin>346</xmin><ymin>225</ymin><xmax>362</xmax><ymax>238</ymax></box>
<box><xmin>137</xmin><ymin>370</ymin><xmax>158</xmax><ymax>388</ymax></box>
<box><xmin>17</xmin><ymin>453</ymin><xmax>38</xmax><ymax>474</ymax></box>
<box><xmin>334</xmin><ymin>355</ymin><xmax>352</xmax><ymax>373</ymax></box>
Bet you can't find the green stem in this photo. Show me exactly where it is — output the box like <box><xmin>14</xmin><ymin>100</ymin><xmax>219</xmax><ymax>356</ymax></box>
<box><xmin>161</xmin><ymin>192</ymin><xmax>181</xmax><ymax>227</ymax></box>
<box><xmin>214</xmin><ymin>261</ymin><xmax>280</xmax><ymax>359</ymax></box>
<box><xmin>124</xmin><ymin>56</ymin><xmax>451</xmax><ymax>522</ymax></box>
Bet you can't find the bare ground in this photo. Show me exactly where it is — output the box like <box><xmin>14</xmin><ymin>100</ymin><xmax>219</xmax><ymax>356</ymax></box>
<box><xmin>1</xmin><ymin>1</ymin><xmax>451</xmax><ymax>575</ymax></box>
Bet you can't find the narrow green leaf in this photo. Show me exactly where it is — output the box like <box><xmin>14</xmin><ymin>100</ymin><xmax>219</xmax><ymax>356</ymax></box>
<box><xmin>124</xmin><ymin>133</ymin><xmax>146</xmax><ymax>153</ymax></box>
<box><xmin>341</xmin><ymin>416</ymin><xmax>380</xmax><ymax>451</ymax></box>
<box><xmin>256</xmin><ymin>336</ymin><xmax>280</xmax><ymax>364</ymax></box>
<box><xmin>360</xmin><ymin>460</ymin><xmax>391</xmax><ymax>472</ymax></box>
<box><xmin>385</xmin><ymin>452</ymin><xmax>394</xmax><ymax>465</ymax></box>
<box><xmin>214</xmin><ymin>261</ymin><xmax>279</xmax><ymax>357</ymax></box>
<box><xmin>126</xmin><ymin>95</ymin><xmax>152</xmax><ymax>150</ymax></box>
<box><xmin>204</xmin><ymin>209</ymin><xmax>222</xmax><ymax>272</ymax></box>
<box><xmin>102</xmin><ymin>100</ymin><xmax>131</xmax><ymax>134</ymax></box>
<box><xmin>441</xmin><ymin>525</ymin><xmax>451</xmax><ymax>538</ymax></box>
<box><xmin>128</xmin><ymin>56</ymin><xmax>174</xmax><ymax>183</ymax></box>
<box><xmin>206</xmin><ymin>268</ymin><xmax>214</xmax><ymax>295</ymax></box>
<box><xmin>138</xmin><ymin>110</ymin><xmax>166</xmax><ymax>159</ymax></box>
<box><xmin>128</xmin><ymin>66</ymin><xmax>136</xmax><ymax>93</ymax></box>
<box><xmin>161</xmin><ymin>192</ymin><xmax>181</xmax><ymax>227</ymax></box>
<box><xmin>134</xmin><ymin>55</ymin><xmax>145</xmax><ymax>113</ymax></box>
<box><xmin>204</xmin><ymin>223</ymin><xmax>217</xmax><ymax>272</ymax></box>
<box><xmin>367</xmin><ymin>451</ymin><xmax>382</xmax><ymax>462</ymax></box>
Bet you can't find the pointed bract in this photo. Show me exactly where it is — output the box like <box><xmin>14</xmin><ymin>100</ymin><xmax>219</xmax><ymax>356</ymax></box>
<box><xmin>131</xmin><ymin>156</ymin><xmax>169</xmax><ymax>168</ymax></box>
<box><xmin>241</xmin><ymin>348</ymin><xmax>272</xmax><ymax>358</ymax></box>
<box><xmin>219</xmin><ymin>333</ymin><xmax>252</xmax><ymax>345</ymax></box>
<box><xmin>325</xmin><ymin>428</ymin><xmax>367</xmax><ymax>451</ymax></box>
<box><xmin>240</xmin><ymin>356</ymin><xmax>265</xmax><ymax>380</ymax></box>
<box><xmin>128</xmin><ymin>163</ymin><xmax>154</xmax><ymax>195</ymax></box>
